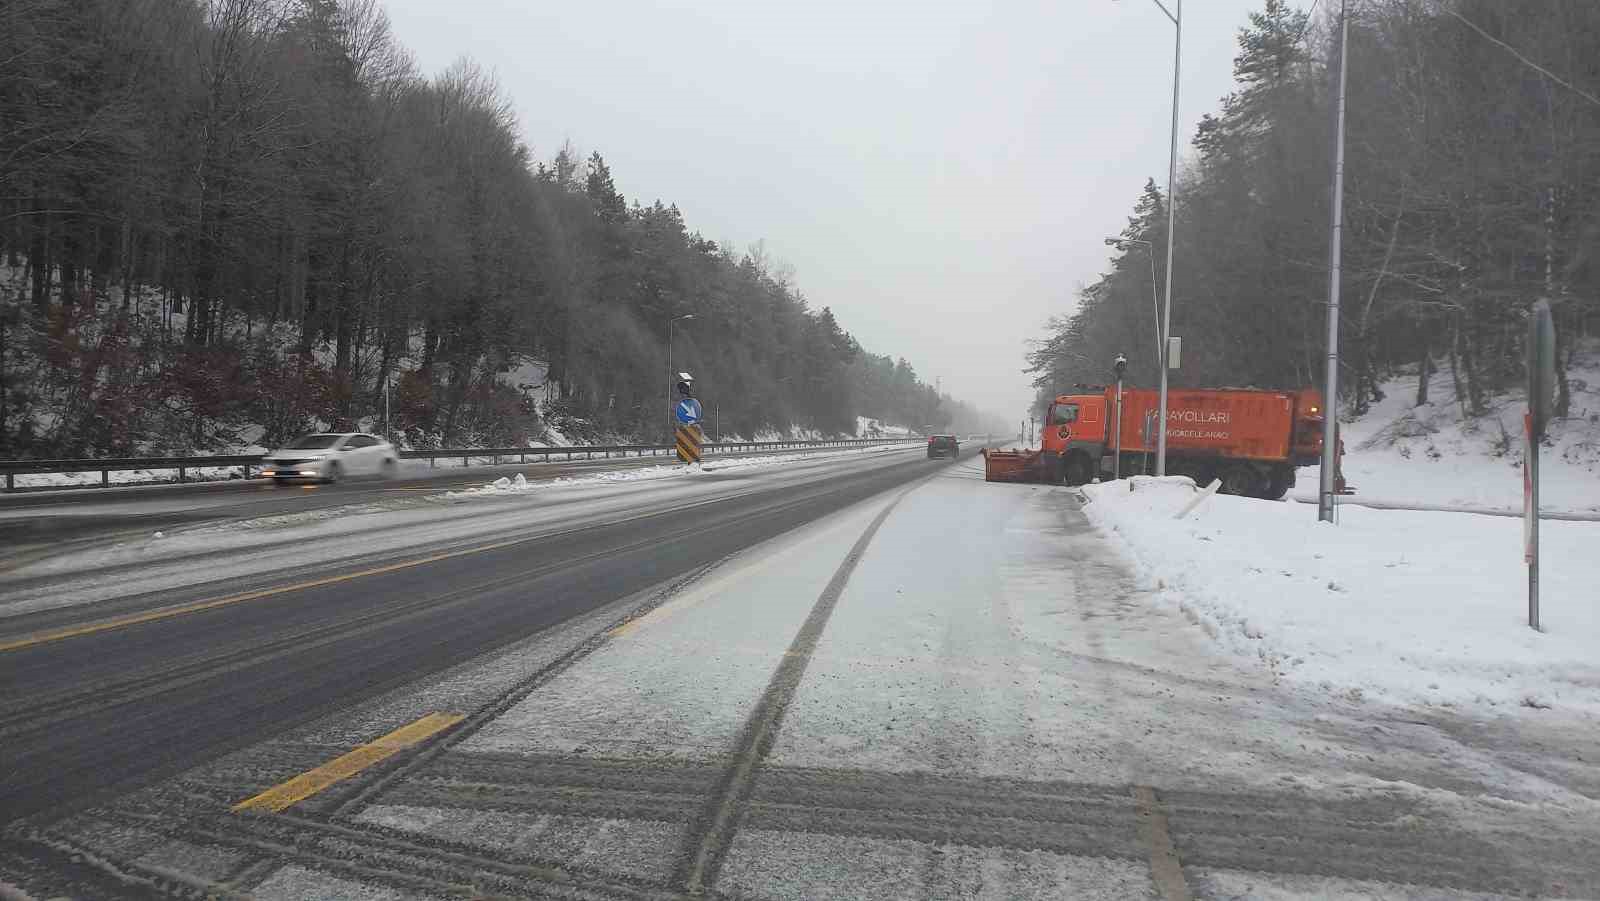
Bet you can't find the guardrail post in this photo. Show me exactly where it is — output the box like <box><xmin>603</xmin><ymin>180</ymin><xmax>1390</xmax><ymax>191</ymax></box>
<box><xmin>102</xmin><ymin>469</ymin><xmax>109</xmax><ymax>487</ymax></box>
<box><xmin>178</xmin><ymin>466</ymin><xmax>186</xmax><ymax>483</ymax></box>
<box><xmin>519</xmin><ymin>451</ymin><xmax>525</xmax><ymax>464</ymax></box>
<box><xmin>5</xmin><ymin>473</ymin><xmax>12</xmax><ymax>490</ymax></box>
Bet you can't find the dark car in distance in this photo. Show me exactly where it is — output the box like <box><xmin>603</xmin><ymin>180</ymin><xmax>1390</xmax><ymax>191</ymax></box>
<box><xmin>927</xmin><ymin>435</ymin><xmax>960</xmax><ymax>459</ymax></box>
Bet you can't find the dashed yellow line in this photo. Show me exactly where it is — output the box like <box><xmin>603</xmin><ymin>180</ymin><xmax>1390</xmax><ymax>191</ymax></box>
<box><xmin>1133</xmin><ymin>785</ymin><xmax>1192</xmax><ymax>901</ymax></box>
<box><xmin>607</xmin><ymin>618</ymin><xmax>646</xmax><ymax>639</ymax></box>
<box><xmin>232</xmin><ymin>712</ymin><xmax>464</xmax><ymax>813</ymax></box>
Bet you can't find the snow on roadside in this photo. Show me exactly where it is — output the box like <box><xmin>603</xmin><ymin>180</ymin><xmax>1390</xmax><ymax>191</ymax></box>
<box><xmin>1082</xmin><ymin>476</ymin><xmax>1600</xmax><ymax>715</ymax></box>
<box><xmin>11</xmin><ymin>466</ymin><xmax>246</xmax><ymax>489</ymax></box>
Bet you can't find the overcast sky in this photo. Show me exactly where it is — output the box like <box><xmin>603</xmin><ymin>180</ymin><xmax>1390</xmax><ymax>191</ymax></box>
<box><xmin>382</xmin><ymin>0</ymin><xmax>1273</xmax><ymax>420</ymax></box>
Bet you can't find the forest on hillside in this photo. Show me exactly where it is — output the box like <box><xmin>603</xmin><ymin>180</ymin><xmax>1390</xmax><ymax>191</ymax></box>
<box><xmin>0</xmin><ymin>0</ymin><xmax>1004</xmax><ymax>458</ymax></box>
<box><xmin>1031</xmin><ymin>0</ymin><xmax>1600</xmax><ymax>422</ymax></box>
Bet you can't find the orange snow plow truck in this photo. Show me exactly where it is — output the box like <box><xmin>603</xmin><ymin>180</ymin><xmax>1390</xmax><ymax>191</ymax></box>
<box><xmin>983</xmin><ymin>386</ymin><xmax>1342</xmax><ymax>499</ymax></box>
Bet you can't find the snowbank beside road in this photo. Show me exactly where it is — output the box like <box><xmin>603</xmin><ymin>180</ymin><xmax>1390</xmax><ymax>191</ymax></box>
<box><xmin>1082</xmin><ymin>477</ymin><xmax>1600</xmax><ymax>715</ymax></box>
<box><xmin>12</xmin><ymin>466</ymin><xmax>245</xmax><ymax>489</ymax></box>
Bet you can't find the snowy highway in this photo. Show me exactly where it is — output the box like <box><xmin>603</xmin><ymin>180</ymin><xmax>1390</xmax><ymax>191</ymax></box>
<box><xmin>2</xmin><ymin>451</ymin><xmax>1597</xmax><ymax>899</ymax></box>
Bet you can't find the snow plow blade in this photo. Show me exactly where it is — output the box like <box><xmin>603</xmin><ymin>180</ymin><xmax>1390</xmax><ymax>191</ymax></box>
<box><xmin>982</xmin><ymin>448</ymin><xmax>1044</xmax><ymax>483</ymax></box>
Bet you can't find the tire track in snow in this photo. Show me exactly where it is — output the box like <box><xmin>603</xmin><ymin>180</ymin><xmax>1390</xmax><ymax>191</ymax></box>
<box><xmin>672</xmin><ymin>484</ymin><xmax>914</xmax><ymax>895</ymax></box>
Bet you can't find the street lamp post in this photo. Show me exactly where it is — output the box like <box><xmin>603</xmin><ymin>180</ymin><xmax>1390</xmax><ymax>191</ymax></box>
<box><xmin>1318</xmin><ymin>0</ymin><xmax>1350</xmax><ymax>524</ymax></box>
<box><xmin>1105</xmin><ymin>237</ymin><xmax>1164</xmax><ymax>369</ymax></box>
<box><xmin>667</xmin><ymin>314</ymin><xmax>694</xmax><ymax>438</ymax></box>
<box><xmin>1121</xmin><ymin>0</ymin><xmax>1181</xmax><ymax>476</ymax></box>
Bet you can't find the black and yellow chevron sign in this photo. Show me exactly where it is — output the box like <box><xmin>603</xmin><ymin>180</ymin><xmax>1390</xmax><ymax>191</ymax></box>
<box><xmin>675</xmin><ymin>425</ymin><xmax>702</xmax><ymax>464</ymax></box>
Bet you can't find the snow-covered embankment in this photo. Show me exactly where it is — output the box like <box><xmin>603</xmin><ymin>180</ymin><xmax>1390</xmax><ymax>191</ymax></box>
<box><xmin>1082</xmin><ymin>476</ymin><xmax>1600</xmax><ymax>716</ymax></box>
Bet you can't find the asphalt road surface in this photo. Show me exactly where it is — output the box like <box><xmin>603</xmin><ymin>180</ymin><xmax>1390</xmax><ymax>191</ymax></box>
<box><xmin>0</xmin><ymin>447</ymin><xmax>940</xmax><ymax>824</ymax></box>
<box><xmin>1</xmin><ymin>449</ymin><xmax>1595</xmax><ymax>900</ymax></box>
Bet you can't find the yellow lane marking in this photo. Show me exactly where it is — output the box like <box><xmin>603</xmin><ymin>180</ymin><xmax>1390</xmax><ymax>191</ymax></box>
<box><xmin>232</xmin><ymin>712</ymin><xmax>464</xmax><ymax>813</ymax></box>
<box><xmin>607</xmin><ymin>618</ymin><xmax>646</xmax><ymax>639</ymax></box>
<box><xmin>1133</xmin><ymin>785</ymin><xmax>1192</xmax><ymax>901</ymax></box>
<box><xmin>0</xmin><ymin>531</ymin><xmax>576</xmax><ymax>654</ymax></box>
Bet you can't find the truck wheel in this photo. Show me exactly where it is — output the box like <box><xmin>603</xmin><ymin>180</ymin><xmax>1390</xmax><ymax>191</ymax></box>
<box><xmin>1039</xmin><ymin>452</ymin><xmax>1061</xmax><ymax>485</ymax></box>
<box><xmin>1063</xmin><ymin>453</ymin><xmax>1094</xmax><ymax>487</ymax></box>
<box><xmin>1219</xmin><ymin>464</ymin><xmax>1264</xmax><ymax>497</ymax></box>
<box><xmin>1267</xmin><ymin>465</ymin><xmax>1294</xmax><ymax>500</ymax></box>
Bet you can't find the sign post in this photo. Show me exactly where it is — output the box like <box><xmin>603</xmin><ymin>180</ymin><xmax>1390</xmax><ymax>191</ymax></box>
<box><xmin>674</xmin><ymin>374</ymin><xmax>703</xmax><ymax>464</ymax></box>
<box><xmin>1112</xmin><ymin>354</ymin><xmax>1128</xmax><ymax>481</ymax></box>
<box><xmin>1525</xmin><ymin>300</ymin><xmax>1556</xmax><ymax>632</ymax></box>
<box><xmin>1141</xmin><ymin>410</ymin><xmax>1158</xmax><ymax>475</ymax></box>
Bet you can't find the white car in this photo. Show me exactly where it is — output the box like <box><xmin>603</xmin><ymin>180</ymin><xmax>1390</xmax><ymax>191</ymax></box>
<box><xmin>260</xmin><ymin>433</ymin><xmax>399</xmax><ymax>483</ymax></box>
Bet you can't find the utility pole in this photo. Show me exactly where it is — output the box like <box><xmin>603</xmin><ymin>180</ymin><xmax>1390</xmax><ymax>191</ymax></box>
<box><xmin>667</xmin><ymin>315</ymin><xmax>694</xmax><ymax>440</ymax></box>
<box><xmin>1318</xmin><ymin>0</ymin><xmax>1350</xmax><ymax>524</ymax></box>
<box><xmin>1121</xmin><ymin>0</ymin><xmax>1183</xmax><ymax>476</ymax></box>
<box><xmin>0</xmin><ymin>310</ymin><xmax>10</xmax><ymax>450</ymax></box>
<box><xmin>1156</xmin><ymin>0</ymin><xmax>1181</xmax><ymax>478</ymax></box>
<box><xmin>1105</xmin><ymin>238</ymin><xmax>1163</xmax><ymax>369</ymax></box>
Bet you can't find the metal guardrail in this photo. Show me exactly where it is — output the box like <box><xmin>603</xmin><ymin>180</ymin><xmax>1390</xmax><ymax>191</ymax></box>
<box><xmin>0</xmin><ymin>438</ymin><xmax>919</xmax><ymax>491</ymax></box>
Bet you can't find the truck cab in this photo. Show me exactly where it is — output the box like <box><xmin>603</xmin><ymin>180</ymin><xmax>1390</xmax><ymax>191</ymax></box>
<box><xmin>1041</xmin><ymin>394</ymin><xmax>1108</xmax><ymax>485</ymax></box>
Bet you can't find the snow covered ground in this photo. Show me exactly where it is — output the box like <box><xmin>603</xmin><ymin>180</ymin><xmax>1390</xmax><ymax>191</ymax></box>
<box><xmin>261</xmin><ymin>458</ymin><xmax>1595</xmax><ymax>897</ymax></box>
<box><xmin>1085</xmin><ymin>476</ymin><xmax>1600</xmax><ymax>716</ymax></box>
<box><xmin>855</xmin><ymin>415</ymin><xmax>914</xmax><ymax>438</ymax></box>
<box><xmin>10</xmin><ymin>466</ymin><xmax>249</xmax><ymax>489</ymax></box>
<box><xmin>1293</xmin><ymin>351</ymin><xmax>1600</xmax><ymax>515</ymax></box>
<box><xmin>23</xmin><ymin>455</ymin><xmax>1599</xmax><ymax>898</ymax></box>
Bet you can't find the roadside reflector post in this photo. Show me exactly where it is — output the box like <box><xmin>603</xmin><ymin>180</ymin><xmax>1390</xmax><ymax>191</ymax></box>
<box><xmin>676</xmin><ymin>425</ymin><xmax>703</xmax><ymax>464</ymax></box>
<box><xmin>1525</xmin><ymin>299</ymin><xmax>1556</xmax><ymax>632</ymax></box>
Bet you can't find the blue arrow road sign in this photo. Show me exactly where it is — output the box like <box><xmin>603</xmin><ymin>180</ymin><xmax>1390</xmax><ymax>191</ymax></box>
<box><xmin>675</xmin><ymin>397</ymin><xmax>703</xmax><ymax>425</ymax></box>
